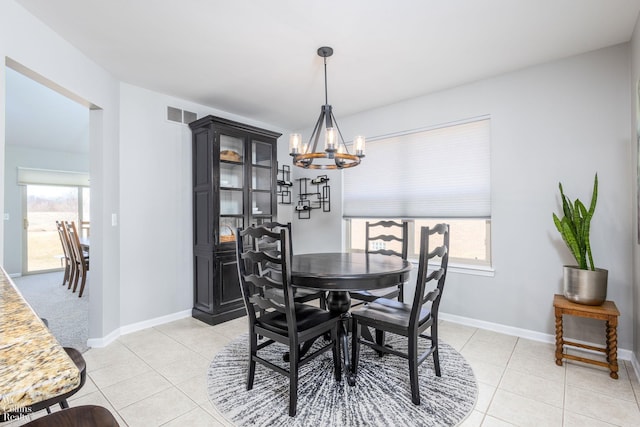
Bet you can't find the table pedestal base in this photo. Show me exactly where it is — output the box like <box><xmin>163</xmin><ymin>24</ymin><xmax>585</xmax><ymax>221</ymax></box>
<box><xmin>327</xmin><ymin>291</ymin><xmax>357</xmax><ymax>386</ymax></box>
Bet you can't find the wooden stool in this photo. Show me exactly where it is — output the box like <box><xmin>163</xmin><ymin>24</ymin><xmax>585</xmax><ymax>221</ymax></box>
<box><xmin>22</xmin><ymin>405</ymin><xmax>119</xmax><ymax>427</ymax></box>
<box><xmin>553</xmin><ymin>294</ymin><xmax>620</xmax><ymax>379</ymax></box>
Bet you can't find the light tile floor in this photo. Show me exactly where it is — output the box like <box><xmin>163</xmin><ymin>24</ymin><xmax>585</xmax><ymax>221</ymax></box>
<box><xmin>7</xmin><ymin>317</ymin><xmax>640</xmax><ymax>426</ymax></box>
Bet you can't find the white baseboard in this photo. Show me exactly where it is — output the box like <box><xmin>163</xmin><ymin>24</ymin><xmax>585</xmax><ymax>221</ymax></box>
<box><xmin>87</xmin><ymin>309</ymin><xmax>192</xmax><ymax>348</ymax></box>
<box><xmin>439</xmin><ymin>312</ymin><xmax>634</xmax><ymax>362</ymax></box>
<box><xmin>632</xmin><ymin>353</ymin><xmax>640</xmax><ymax>382</ymax></box>
<box><xmin>87</xmin><ymin>328</ymin><xmax>121</xmax><ymax>348</ymax></box>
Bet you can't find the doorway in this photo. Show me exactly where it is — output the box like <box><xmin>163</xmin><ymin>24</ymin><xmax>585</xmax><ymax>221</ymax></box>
<box><xmin>4</xmin><ymin>65</ymin><xmax>90</xmax><ymax>275</ymax></box>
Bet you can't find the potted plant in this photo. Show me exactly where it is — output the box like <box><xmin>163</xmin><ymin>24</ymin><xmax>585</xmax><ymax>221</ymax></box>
<box><xmin>552</xmin><ymin>173</ymin><xmax>608</xmax><ymax>305</ymax></box>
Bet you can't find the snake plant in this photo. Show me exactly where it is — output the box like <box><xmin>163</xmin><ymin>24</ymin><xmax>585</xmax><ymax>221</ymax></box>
<box><xmin>552</xmin><ymin>174</ymin><xmax>598</xmax><ymax>271</ymax></box>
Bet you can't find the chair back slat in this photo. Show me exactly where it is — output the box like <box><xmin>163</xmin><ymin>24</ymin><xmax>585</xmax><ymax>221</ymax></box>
<box><xmin>242</xmin><ymin>272</ymin><xmax>284</xmax><ymax>290</ymax></box>
<box><xmin>236</xmin><ymin>225</ymin><xmax>297</xmax><ymax>326</ymax></box>
<box><xmin>365</xmin><ymin>220</ymin><xmax>408</xmax><ymax>260</ymax></box>
<box><xmin>411</xmin><ymin>224</ymin><xmax>450</xmax><ymax>326</ymax></box>
<box><xmin>249</xmin><ymin>294</ymin><xmax>286</xmax><ymax>312</ymax></box>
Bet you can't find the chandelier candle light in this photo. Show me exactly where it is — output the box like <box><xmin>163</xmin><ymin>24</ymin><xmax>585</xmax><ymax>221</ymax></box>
<box><xmin>289</xmin><ymin>46</ymin><xmax>365</xmax><ymax>169</ymax></box>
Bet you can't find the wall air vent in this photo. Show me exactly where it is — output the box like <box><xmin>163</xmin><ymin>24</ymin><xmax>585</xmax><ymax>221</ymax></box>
<box><xmin>167</xmin><ymin>106</ymin><xmax>197</xmax><ymax>125</ymax></box>
<box><xmin>183</xmin><ymin>110</ymin><xmax>197</xmax><ymax>124</ymax></box>
<box><xmin>167</xmin><ymin>106</ymin><xmax>182</xmax><ymax>123</ymax></box>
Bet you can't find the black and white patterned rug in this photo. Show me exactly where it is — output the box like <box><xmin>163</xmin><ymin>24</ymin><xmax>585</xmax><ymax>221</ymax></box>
<box><xmin>207</xmin><ymin>333</ymin><xmax>477</xmax><ymax>426</ymax></box>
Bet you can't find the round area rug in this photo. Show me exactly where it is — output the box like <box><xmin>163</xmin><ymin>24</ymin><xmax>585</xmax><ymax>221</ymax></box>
<box><xmin>207</xmin><ymin>333</ymin><xmax>477</xmax><ymax>426</ymax></box>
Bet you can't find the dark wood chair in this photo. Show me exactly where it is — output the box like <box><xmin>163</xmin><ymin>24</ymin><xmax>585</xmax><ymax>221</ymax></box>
<box><xmin>55</xmin><ymin>220</ymin><xmax>73</xmax><ymax>288</ymax></box>
<box><xmin>21</xmin><ymin>405</ymin><xmax>119</xmax><ymax>427</ymax></box>
<box><xmin>235</xmin><ymin>225</ymin><xmax>342</xmax><ymax>416</ymax></box>
<box><xmin>350</xmin><ymin>220</ymin><xmax>409</xmax><ymax>304</ymax></box>
<box><xmin>65</xmin><ymin>221</ymin><xmax>90</xmax><ymax>297</ymax></box>
<box><xmin>351</xmin><ymin>224</ymin><xmax>450</xmax><ymax>405</ymax></box>
<box><xmin>255</xmin><ymin>222</ymin><xmax>326</xmax><ymax>309</ymax></box>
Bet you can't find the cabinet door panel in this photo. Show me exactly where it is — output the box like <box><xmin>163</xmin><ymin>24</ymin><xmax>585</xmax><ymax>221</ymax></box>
<box><xmin>194</xmin><ymin>253</ymin><xmax>214</xmax><ymax>313</ymax></box>
<box><xmin>193</xmin><ymin>130</ymin><xmax>211</xmax><ymax>187</ymax></box>
<box><xmin>194</xmin><ymin>190</ymin><xmax>212</xmax><ymax>246</ymax></box>
<box><xmin>217</xmin><ymin>252</ymin><xmax>243</xmax><ymax>307</ymax></box>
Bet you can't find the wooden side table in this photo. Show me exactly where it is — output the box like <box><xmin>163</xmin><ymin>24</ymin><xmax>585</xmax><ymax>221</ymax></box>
<box><xmin>553</xmin><ymin>294</ymin><xmax>620</xmax><ymax>379</ymax></box>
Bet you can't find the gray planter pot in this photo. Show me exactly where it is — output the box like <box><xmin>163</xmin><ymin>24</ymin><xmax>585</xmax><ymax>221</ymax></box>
<box><xmin>563</xmin><ymin>266</ymin><xmax>608</xmax><ymax>305</ymax></box>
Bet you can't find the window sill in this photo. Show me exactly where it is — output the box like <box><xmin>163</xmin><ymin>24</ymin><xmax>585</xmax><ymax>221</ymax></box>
<box><xmin>409</xmin><ymin>259</ymin><xmax>495</xmax><ymax>277</ymax></box>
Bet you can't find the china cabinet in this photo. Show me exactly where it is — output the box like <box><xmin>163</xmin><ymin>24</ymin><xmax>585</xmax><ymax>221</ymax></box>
<box><xmin>189</xmin><ymin>115</ymin><xmax>280</xmax><ymax>325</ymax></box>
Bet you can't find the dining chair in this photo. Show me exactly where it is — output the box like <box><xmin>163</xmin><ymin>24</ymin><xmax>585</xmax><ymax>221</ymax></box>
<box><xmin>55</xmin><ymin>220</ymin><xmax>73</xmax><ymax>288</ymax></box>
<box><xmin>350</xmin><ymin>224</ymin><xmax>450</xmax><ymax>405</ymax></box>
<box><xmin>255</xmin><ymin>221</ymin><xmax>326</xmax><ymax>309</ymax></box>
<box><xmin>350</xmin><ymin>220</ymin><xmax>409</xmax><ymax>304</ymax></box>
<box><xmin>65</xmin><ymin>221</ymin><xmax>90</xmax><ymax>297</ymax></box>
<box><xmin>235</xmin><ymin>225</ymin><xmax>342</xmax><ymax>416</ymax></box>
<box><xmin>21</xmin><ymin>405</ymin><xmax>119</xmax><ymax>427</ymax></box>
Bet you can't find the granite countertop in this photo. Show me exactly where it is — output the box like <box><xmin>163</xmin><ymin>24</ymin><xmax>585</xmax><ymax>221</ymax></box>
<box><xmin>0</xmin><ymin>267</ymin><xmax>80</xmax><ymax>414</ymax></box>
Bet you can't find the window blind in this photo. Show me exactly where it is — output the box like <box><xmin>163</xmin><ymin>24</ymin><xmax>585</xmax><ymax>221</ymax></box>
<box><xmin>17</xmin><ymin>167</ymin><xmax>90</xmax><ymax>187</ymax></box>
<box><xmin>343</xmin><ymin>118</ymin><xmax>490</xmax><ymax>218</ymax></box>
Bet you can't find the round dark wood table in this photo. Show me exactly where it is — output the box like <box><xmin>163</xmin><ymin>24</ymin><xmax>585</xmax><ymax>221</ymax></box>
<box><xmin>291</xmin><ymin>252</ymin><xmax>413</xmax><ymax>385</ymax></box>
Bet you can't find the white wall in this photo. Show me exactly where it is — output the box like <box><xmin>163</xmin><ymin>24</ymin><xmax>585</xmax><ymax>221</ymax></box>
<box><xmin>0</xmin><ymin>0</ymin><xmax>121</xmax><ymax>339</ymax></box>
<box><xmin>630</xmin><ymin>15</ymin><xmax>640</xmax><ymax>363</ymax></box>
<box><xmin>288</xmin><ymin>44</ymin><xmax>634</xmax><ymax>350</ymax></box>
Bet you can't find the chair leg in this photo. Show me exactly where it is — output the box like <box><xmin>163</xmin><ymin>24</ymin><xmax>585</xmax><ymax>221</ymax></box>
<box><xmin>67</xmin><ymin>263</ymin><xmax>76</xmax><ymax>289</ymax></box>
<box><xmin>78</xmin><ymin>268</ymin><xmax>88</xmax><ymax>297</ymax></box>
<box><xmin>375</xmin><ymin>329</ymin><xmax>386</xmax><ymax>356</ymax></box>
<box><xmin>432</xmin><ymin>324</ymin><xmax>441</xmax><ymax>377</ymax></box>
<box><xmin>398</xmin><ymin>283</ymin><xmax>404</xmax><ymax>302</ymax></box>
<box><xmin>331</xmin><ymin>326</ymin><xmax>342</xmax><ymax>382</ymax></box>
<box><xmin>70</xmin><ymin>264</ymin><xmax>80</xmax><ymax>292</ymax></box>
<box><xmin>62</xmin><ymin>262</ymin><xmax>70</xmax><ymax>287</ymax></box>
<box><xmin>247</xmin><ymin>333</ymin><xmax>257</xmax><ymax>390</ymax></box>
<box><xmin>289</xmin><ymin>344</ymin><xmax>299</xmax><ymax>417</ymax></box>
<box><xmin>351</xmin><ymin>318</ymin><xmax>361</xmax><ymax>376</ymax></box>
<box><xmin>408</xmin><ymin>335</ymin><xmax>420</xmax><ymax>405</ymax></box>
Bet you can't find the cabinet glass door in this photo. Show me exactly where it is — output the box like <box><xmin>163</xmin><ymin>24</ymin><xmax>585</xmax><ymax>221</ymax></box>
<box><xmin>251</xmin><ymin>140</ymin><xmax>273</xmax><ymax>224</ymax></box>
<box><xmin>219</xmin><ymin>134</ymin><xmax>245</xmax><ymax>243</ymax></box>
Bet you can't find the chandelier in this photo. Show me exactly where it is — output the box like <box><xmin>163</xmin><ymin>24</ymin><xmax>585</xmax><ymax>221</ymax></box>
<box><xmin>289</xmin><ymin>46</ymin><xmax>365</xmax><ymax>169</ymax></box>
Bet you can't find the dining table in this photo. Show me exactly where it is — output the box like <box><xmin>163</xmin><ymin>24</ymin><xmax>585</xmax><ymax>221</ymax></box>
<box><xmin>0</xmin><ymin>267</ymin><xmax>80</xmax><ymax>420</ymax></box>
<box><xmin>291</xmin><ymin>252</ymin><xmax>413</xmax><ymax>385</ymax></box>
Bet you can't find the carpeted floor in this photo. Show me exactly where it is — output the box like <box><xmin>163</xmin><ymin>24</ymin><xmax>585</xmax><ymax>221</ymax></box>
<box><xmin>208</xmin><ymin>333</ymin><xmax>477</xmax><ymax>426</ymax></box>
<box><xmin>12</xmin><ymin>271</ymin><xmax>89</xmax><ymax>353</ymax></box>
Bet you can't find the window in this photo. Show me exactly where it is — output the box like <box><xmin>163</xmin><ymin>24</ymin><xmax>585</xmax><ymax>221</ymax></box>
<box><xmin>343</xmin><ymin>118</ymin><xmax>491</xmax><ymax>267</ymax></box>
<box><xmin>346</xmin><ymin>218</ymin><xmax>491</xmax><ymax>266</ymax></box>
<box><xmin>17</xmin><ymin>168</ymin><xmax>90</xmax><ymax>273</ymax></box>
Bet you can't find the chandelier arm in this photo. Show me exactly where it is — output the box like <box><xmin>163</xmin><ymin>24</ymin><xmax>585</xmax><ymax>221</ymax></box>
<box><xmin>308</xmin><ymin>108</ymin><xmax>326</xmax><ymax>155</ymax></box>
<box><xmin>329</xmin><ymin>110</ymin><xmax>351</xmax><ymax>154</ymax></box>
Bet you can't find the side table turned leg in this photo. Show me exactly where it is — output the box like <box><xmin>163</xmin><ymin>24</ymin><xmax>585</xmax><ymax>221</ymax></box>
<box><xmin>554</xmin><ymin>309</ymin><xmax>564</xmax><ymax>366</ymax></box>
<box><xmin>606</xmin><ymin>319</ymin><xmax>619</xmax><ymax>379</ymax></box>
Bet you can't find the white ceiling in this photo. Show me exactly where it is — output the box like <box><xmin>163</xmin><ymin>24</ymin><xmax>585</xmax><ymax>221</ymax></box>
<box><xmin>10</xmin><ymin>0</ymin><xmax>640</xmax><ymax>137</ymax></box>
